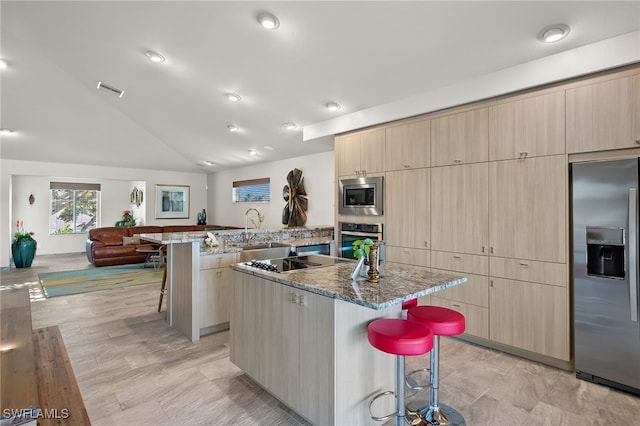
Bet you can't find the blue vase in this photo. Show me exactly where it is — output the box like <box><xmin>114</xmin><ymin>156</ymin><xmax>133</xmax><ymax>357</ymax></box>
<box><xmin>12</xmin><ymin>237</ymin><xmax>37</xmax><ymax>268</ymax></box>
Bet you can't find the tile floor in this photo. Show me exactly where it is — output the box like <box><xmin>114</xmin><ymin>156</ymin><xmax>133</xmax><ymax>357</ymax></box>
<box><xmin>2</xmin><ymin>253</ymin><xmax>639</xmax><ymax>425</ymax></box>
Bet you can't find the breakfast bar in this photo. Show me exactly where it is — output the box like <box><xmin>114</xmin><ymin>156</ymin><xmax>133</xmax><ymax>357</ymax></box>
<box><xmin>230</xmin><ymin>258</ymin><xmax>466</xmax><ymax>425</ymax></box>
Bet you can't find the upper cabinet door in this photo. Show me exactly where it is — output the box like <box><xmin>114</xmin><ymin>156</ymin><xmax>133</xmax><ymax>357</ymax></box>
<box><xmin>385</xmin><ymin>168</ymin><xmax>430</xmax><ymax>249</ymax></box>
<box><xmin>567</xmin><ymin>74</ymin><xmax>640</xmax><ymax>154</ymax></box>
<box><xmin>489</xmin><ymin>92</ymin><xmax>565</xmax><ymax>161</ymax></box>
<box><xmin>335</xmin><ymin>133</ymin><xmax>361</xmax><ymax>177</ymax></box>
<box><xmin>360</xmin><ymin>128</ymin><xmax>386</xmax><ymax>174</ymax></box>
<box><xmin>385</xmin><ymin>119</ymin><xmax>430</xmax><ymax>171</ymax></box>
<box><xmin>336</xmin><ymin>129</ymin><xmax>385</xmax><ymax>177</ymax></box>
<box><xmin>431</xmin><ymin>108</ymin><xmax>488</xmax><ymax>166</ymax></box>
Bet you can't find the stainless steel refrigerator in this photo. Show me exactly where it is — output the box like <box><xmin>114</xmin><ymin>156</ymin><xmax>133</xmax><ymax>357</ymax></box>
<box><xmin>572</xmin><ymin>158</ymin><xmax>640</xmax><ymax>395</ymax></box>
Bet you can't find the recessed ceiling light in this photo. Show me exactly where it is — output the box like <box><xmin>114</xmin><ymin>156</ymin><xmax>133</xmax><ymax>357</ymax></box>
<box><xmin>0</xmin><ymin>59</ymin><xmax>7</xmax><ymax>69</ymax></box>
<box><xmin>282</xmin><ymin>122</ymin><xmax>298</xmax><ymax>130</ymax></box>
<box><xmin>225</xmin><ymin>92</ymin><xmax>241</xmax><ymax>102</ymax></box>
<box><xmin>264</xmin><ymin>146</ymin><xmax>274</xmax><ymax>151</ymax></box>
<box><xmin>257</xmin><ymin>12</ymin><xmax>280</xmax><ymax>30</ymax></box>
<box><xmin>0</xmin><ymin>128</ymin><xmax>15</xmax><ymax>134</ymax></box>
<box><xmin>537</xmin><ymin>24</ymin><xmax>570</xmax><ymax>43</ymax></box>
<box><xmin>248</xmin><ymin>149</ymin><xmax>257</xmax><ymax>156</ymax></box>
<box><xmin>145</xmin><ymin>50</ymin><xmax>166</xmax><ymax>63</ymax></box>
<box><xmin>228</xmin><ymin>125</ymin><xmax>239</xmax><ymax>132</ymax></box>
<box><xmin>326</xmin><ymin>102</ymin><xmax>341</xmax><ymax>112</ymax></box>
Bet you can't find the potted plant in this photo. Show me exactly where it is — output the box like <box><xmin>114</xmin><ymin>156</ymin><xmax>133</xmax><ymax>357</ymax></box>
<box><xmin>351</xmin><ymin>238</ymin><xmax>374</xmax><ymax>280</ymax></box>
<box><xmin>12</xmin><ymin>220</ymin><xmax>37</xmax><ymax>268</ymax></box>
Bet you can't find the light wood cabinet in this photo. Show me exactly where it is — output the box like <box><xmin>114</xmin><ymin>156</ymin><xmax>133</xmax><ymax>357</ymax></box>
<box><xmin>489</xmin><ymin>257</ymin><xmax>566</xmax><ymax>288</ymax></box>
<box><xmin>199</xmin><ymin>252</ymin><xmax>239</xmax><ymax>330</ymax></box>
<box><xmin>385</xmin><ymin>119</ymin><xmax>430</xmax><ymax>171</ymax></box>
<box><xmin>230</xmin><ymin>272</ymin><xmax>334</xmax><ymax>424</ymax></box>
<box><xmin>489</xmin><ymin>91</ymin><xmax>565</xmax><ymax>161</ymax></box>
<box><xmin>431</xmin><ymin>108</ymin><xmax>488</xmax><ymax>166</ymax></box>
<box><xmin>489</xmin><ymin>277</ymin><xmax>569</xmax><ymax>360</ymax></box>
<box><xmin>385</xmin><ymin>168</ymin><xmax>430</xmax><ymax>249</ymax></box>
<box><xmin>231</xmin><ymin>271</ymin><xmax>399</xmax><ymax>425</ymax></box>
<box><xmin>431</xmin><ymin>163</ymin><xmax>489</xmax><ymax>255</ymax></box>
<box><xmin>430</xmin><ymin>295</ymin><xmax>489</xmax><ymax>339</ymax></box>
<box><xmin>335</xmin><ymin>128</ymin><xmax>385</xmax><ymax>176</ymax></box>
<box><xmin>488</xmin><ymin>155</ymin><xmax>566</xmax><ymax>263</ymax></box>
<box><xmin>566</xmin><ymin>74</ymin><xmax>640</xmax><ymax>153</ymax></box>
<box><xmin>386</xmin><ymin>246</ymin><xmax>430</xmax><ymax>268</ymax></box>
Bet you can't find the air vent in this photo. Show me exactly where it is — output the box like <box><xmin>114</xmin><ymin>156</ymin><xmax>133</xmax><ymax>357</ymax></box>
<box><xmin>96</xmin><ymin>81</ymin><xmax>124</xmax><ymax>98</ymax></box>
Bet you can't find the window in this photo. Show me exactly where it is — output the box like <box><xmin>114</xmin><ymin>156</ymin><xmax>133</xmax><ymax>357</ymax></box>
<box><xmin>232</xmin><ymin>178</ymin><xmax>270</xmax><ymax>203</ymax></box>
<box><xmin>49</xmin><ymin>182</ymin><xmax>100</xmax><ymax>234</ymax></box>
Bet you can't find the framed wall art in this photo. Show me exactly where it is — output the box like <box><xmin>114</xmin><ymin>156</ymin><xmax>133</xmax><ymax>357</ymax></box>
<box><xmin>155</xmin><ymin>184</ymin><xmax>190</xmax><ymax>219</ymax></box>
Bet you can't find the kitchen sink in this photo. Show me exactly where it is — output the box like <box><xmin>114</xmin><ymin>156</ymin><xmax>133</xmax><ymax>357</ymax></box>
<box><xmin>239</xmin><ymin>242</ymin><xmax>291</xmax><ymax>262</ymax></box>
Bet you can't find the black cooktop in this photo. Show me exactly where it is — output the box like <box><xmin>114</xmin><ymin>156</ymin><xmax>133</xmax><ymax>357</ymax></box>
<box><xmin>244</xmin><ymin>255</ymin><xmax>346</xmax><ymax>273</ymax></box>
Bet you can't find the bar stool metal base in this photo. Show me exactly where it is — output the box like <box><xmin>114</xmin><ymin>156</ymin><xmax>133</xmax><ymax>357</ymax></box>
<box><xmin>406</xmin><ymin>402</ymin><xmax>466</xmax><ymax>426</ymax></box>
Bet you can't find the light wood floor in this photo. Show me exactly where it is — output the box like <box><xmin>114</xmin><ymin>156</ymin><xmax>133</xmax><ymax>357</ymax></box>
<box><xmin>2</xmin><ymin>253</ymin><xmax>639</xmax><ymax>425</ymax></box>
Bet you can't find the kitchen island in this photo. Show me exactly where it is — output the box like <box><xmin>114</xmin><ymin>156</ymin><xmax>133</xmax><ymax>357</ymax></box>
<box><xmin>231</xmin><ymin>258</ymin><xmax>466</xmax><ymax>425</ymax></box>
<box><xmin>139</xmin><ymin>227</ymin><xmax>334</xmax><ymax>341</ymax></box>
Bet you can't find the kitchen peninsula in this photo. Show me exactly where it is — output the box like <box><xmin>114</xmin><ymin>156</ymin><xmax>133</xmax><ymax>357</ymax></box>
<box><xmin>230</xmin><ymin>259</ymin><xmax>466</xmax><ymax>425</ymax></box>
<box><xmin>140</xmin><ymin>226</ymin><xmax>334</xmax><ymax>341</ymax></box>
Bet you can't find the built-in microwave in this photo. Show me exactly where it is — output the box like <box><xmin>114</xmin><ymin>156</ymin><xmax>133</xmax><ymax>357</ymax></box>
<box><xmin>338</xmin><ymin>176</ymin><xmax>383</xmax><ymax>216</ymax></box>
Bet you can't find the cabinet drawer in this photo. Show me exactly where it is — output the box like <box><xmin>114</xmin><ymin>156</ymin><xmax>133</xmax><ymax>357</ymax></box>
<box><xmin>430</xmin><ymin>272</ymin><xmax>488</xmax><ymax>307</ymax></box>
<box><xmin>431</xmin><ymin>251</ymin><xmax>488</xmax><ymax>275</ymax></box>
<box><xmin>430</xmin><ymin>296</ymin><xmax>489</xmax><ymax>339</ymax></box>
<box><xmin>386</xmin><ymin>246</ymin><xmax>430</xmax><ymax>268</ymax></box>
<box><xmin>200</xmin><ymin>252</ymin><xmax>239</xmax><ymax>270</ymax></box>
<box><xmin>490</xmin><ymin>257</ymin><xmax>566</xmax><ymax>287</ymax></box>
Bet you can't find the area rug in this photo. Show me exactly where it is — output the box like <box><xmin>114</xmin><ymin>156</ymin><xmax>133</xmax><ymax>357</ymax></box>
<box><xmin>38</xmin><ymin>264</ymin><xmax>164</xmax><ymax>298</ymax></box>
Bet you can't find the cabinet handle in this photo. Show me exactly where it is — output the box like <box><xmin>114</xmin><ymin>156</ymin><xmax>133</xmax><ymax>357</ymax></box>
<box><xmin>404</xmin><ymin>164</ymin><xmax>411</xmax><ymax>169</ymax></box>
<box><xmin>482</xmin><ymin>246</ymin><xmax>486</xmax><ymax>253</ymax></box>
<box><xmin>519</xmin><ymin>152</ymin><xmax>528</xmax><ymax>159</ymax></box>
<box><xmin>490</xmin><ymin>247</ymin><xmax>494</xmax><ymax>254</ymax></box>
<box><xmin>452</xmin><ymin>303</ymin><xmax>462</xmax><ymax>309</ymax></box>
<box><xmin>454</xmin><ymin>159</ymin><xmax>462</xmax><ymax>163</ymax></box>
<box><xmin>402</xmin><ymin>249</ymin><xmax>410</xmax><ymax>253</ymax></box>
<box><xmin>291</xmin><ymin>293</ymin><xmax>298</xmax><ymax>304</ymax></box>
<box><xmin>490</xmin><ymin>280</ymin><xmax>494</xmax><ymax>287</ymax></box>
<box><xmin>453</xmin><ymin>255</ymin><xmax>462</xmax><ymax>260</ymax></box>
<box><xmin>425</xmin><ymin>241</ymin><xmax>430</xmax><ymax>248</ymax></box>
<box><xmin>635</xmin><ymin>140</ymin><xmax>640</xmax><ymax>145</ymax></box>
<box><xmin>361</xmin><ymin>170</ymin><xmax>367</xmax><ymax>175</ymax></box>
<box><xmin>355</xmin><ymin>170</ymin><xmax>360</xmax><ymax>176</ymax></box>
<box><xmin>299</xmin><ymin>295</ymin><xmax>306</xmax><ymax>306</ymax></box>
<box><xmin>519</xmin><ymin>262</ymin><xmax>529</xmax><ymax>268</ymax></box>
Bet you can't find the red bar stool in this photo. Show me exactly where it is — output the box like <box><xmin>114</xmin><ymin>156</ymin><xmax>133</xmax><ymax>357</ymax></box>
<box><xmin>407</xmin><ymin>306</ymin><xmax>466</xmax><ymax>425</ymax></box>
<box><xmin>368</xmin><ymin>318</ymin><xmax>434</xmax><ymax>426</ymax></box>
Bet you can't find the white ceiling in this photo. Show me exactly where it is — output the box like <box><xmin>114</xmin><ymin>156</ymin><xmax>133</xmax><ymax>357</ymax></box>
<box><xmin>1</xmin><ymin>1</ymin><xmax>639</xmax><ymax>173</ymax></box>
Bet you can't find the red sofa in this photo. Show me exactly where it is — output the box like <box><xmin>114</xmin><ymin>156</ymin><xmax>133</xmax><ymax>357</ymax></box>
<box><xmin>85</xmin><ymin>225</ymin><xmax>235</xmax><ymax>266</ymax></box>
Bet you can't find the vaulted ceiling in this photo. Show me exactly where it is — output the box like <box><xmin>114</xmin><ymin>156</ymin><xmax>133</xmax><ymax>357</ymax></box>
<box><xmin>1</xmin><ymin>1</ymin><xmax>639</xmax><ymax>173</ymax></box>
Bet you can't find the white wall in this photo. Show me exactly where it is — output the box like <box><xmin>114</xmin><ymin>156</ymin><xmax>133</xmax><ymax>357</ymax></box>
<box><xmin>1</xmin><ymin>159</ymin><xmax>207</xmax><ymax>268</ymax></box>
<box><xmin>208</xmin><ymin>151</ymin><xmax>334</xmax><ymax>229</ymax></box>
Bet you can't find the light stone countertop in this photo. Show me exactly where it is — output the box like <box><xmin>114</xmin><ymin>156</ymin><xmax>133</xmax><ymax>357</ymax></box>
<box><xmin>232</xmin><ymin>258</ymin><xmax>467</xmax><ymax>310</ymax></box>
<box><xmin>139</xmin><ymin>232</ymin><xmax>334</xmax><ymax>256</ymax></box>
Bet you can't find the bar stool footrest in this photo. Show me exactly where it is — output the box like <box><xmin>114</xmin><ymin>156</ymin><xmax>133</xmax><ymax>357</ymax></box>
<box><xmin>406</xmin><ymin>367</ymin><xmax>431</xmax><ymax>391</ymax></box>
<box><xmin>369</xmin><ymin>390</ymin><xmax>396</xmax><ymax>422</ymax></box>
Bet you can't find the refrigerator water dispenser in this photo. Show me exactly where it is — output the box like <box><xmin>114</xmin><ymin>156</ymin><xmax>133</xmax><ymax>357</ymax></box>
<box><xmin>586</xmin><ymin>226</ymin><xmax>625</xmax><ymax>279</ymax></box>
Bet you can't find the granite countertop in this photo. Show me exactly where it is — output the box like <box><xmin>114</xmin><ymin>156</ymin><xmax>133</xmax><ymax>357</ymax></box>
<box><xmin>140</xmin><ymin>232</ymin><xmax>334</xmax><ymax>256</ymax></box>
<box><xmin>232</xmin><ymin>259</ymin><xmax>467</xmax><ymax>310</ymax></box>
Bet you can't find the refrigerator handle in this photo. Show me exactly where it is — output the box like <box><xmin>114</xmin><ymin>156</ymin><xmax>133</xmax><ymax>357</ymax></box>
<box><xmin>629</xmin><ymin>188</ymin><xmax>638</xmax><ymax>322</ymax></box>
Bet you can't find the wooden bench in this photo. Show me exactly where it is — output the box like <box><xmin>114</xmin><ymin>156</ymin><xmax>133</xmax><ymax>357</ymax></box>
<box><xmin>1</xmin><ymin>288</ymin><xmax>38</xmax><ymax>424</ymax></box>
<box><xmin>32</xmin><ymin>326</ymin><xmax>90</xmax><ymax>425</ymax></box>
<box><xmin>1</xmin><ymin>287</ymin><xmax>89</xmax><ymax>425</ymax></box>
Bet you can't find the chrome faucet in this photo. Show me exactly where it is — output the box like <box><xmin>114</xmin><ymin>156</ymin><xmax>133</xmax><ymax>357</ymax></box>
<box><xmin>244</xmin><ymin>208</ymin><xmax>264</xmax><ymax>242</ymax></box>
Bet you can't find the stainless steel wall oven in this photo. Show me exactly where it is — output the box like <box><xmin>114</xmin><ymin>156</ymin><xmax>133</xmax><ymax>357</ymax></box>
<box><xmin>338</xmin><ymin>222</ymin><xmax>383</xmax><ymax>259</ymax></box>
